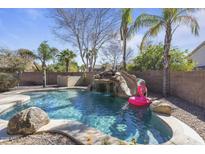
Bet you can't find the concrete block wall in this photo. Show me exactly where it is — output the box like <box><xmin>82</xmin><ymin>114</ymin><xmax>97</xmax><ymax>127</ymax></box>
<box><xmin>132</xmin><ymin>70</ymin><xmax>205</xmax><ymax>109</ymax></box>
<box><xmin>170</xmin><ymin>71</ymin><xmax>205</xmax><ymax>108</ymax></box>
<box><xmin>19</xmin><ymin>72</ymin><xmax>95</xmax><ymax>86</ymax></box>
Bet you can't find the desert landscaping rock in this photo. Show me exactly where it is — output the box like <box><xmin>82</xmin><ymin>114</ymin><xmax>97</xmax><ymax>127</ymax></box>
<box><xmin>7</xmin><ymin>107</ymin><xmax>49</xmax><ymax>135</ymax></box>
<box><xmin>112</xmin><ymin>72</ymin><xmax>132</xmax><ymax>97</ymax></box>
<box><xmin>92</xmin><ymin>70</ymin><xmax>136</xmax><ymax>97</ymax></box>
<box><xmin>151</xmin><ymin>101</ymin><xmax>172</xmax><ymax>115</ymax></box>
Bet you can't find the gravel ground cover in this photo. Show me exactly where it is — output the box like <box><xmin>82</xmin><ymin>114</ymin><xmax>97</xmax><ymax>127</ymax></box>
<box><xmin>150</xmin><ymin>93</ymin><xmax>205</xmax><ymax>141</ymax></box>
<box><xmin>0</xmin><ymin>132</ymin><xmax>79</xmax><ymax>145</ymax></box>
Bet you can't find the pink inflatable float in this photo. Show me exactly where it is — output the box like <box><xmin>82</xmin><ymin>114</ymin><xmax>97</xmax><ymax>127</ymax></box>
<box><xmin>128</xmin><ymin>79</ymin><xmax>152</xmax><ymax>107</ymax></box>
<box><xmin>128</xmin><ymin>96</ymin><xmax>151</xmax><ymax>107</ymax></box>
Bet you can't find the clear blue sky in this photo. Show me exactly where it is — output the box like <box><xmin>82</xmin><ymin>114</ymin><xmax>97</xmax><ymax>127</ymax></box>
<box><xmin>0</xmin><ymin>8</ymin><xmax>204</xmax><ymax>65</ymax></box>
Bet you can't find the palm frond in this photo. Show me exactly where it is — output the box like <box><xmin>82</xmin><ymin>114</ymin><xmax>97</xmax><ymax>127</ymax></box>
<box><xmin>140</xmin><ymin>22</ymin><xmax>163</xmax><ymax>52</ymax></box>
<box><xmin>120</xmin><ymin>8</ymin><xmax>133</xmax><ymax>39</ymax></box>
<box><xmin>121</xmin><ymin>8</ymin><xmax>133</xmax><ymax>25</ymax></box>
<box><xmin>171</xmin><ymin>8</ymin><xmax>199</xmax><ymax>22</ymax></box>
<box><xmin>127</xmin><ymin>24</ymin><xmax>136</xmax><ymax>39</ymax></box>
<box><xmin>176</xmin><ymin>15</ymin><xmax>199</xmax><ymax>35</ymax></box>
<box><xmin>162</xmin><ymin>8</ymin><xmax>177</xmax><ymax>21</ymax></box>
<box><xmin>134</xmin><ymin>13</ymin><xmax>164</xmax><ymax>30</ymax></box>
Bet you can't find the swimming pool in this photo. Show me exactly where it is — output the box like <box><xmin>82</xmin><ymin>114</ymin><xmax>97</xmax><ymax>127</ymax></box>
<box><xmin>0</xmin><ymin>89</ymin><xmax>172</xmax><ymax>144</ymax></box>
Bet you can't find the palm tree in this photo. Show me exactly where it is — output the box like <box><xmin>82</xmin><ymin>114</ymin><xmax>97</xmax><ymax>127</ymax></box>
<box><xmin>120</xmin><ymin>8</ymin><xmax>133</xmax><ymax>70</ymax></box>
<box><xmin>58</xmin><ymin>49</ymin><xmax>76</xmax><ymax>72</ymax></box>
<box><xmin>36</xmin><ymin>41</ymin><xmax>58</xmax><ymax>88</ymax></box>
<box><xmin>134</xmin><ymin>8</ymin><xmax>199</xmax><ymax>96</ymax></box>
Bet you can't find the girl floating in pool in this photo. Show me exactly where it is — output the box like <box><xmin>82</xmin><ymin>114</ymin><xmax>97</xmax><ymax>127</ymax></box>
<box><xmin>128</xmin><ymin>79</ymin><xmax>151</xmax><ymax>107</ymax></box>
<box><xmin>136</xmin><ymin>79</ymin><xmax>147</xmax><ymax>97</ymax></box>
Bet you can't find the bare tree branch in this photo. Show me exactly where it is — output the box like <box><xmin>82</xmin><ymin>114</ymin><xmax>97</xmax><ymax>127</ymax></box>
<box><xmin>51</xmin><ymin>8</ymin><xmax>120</xmax><ymax>71</ymax></box>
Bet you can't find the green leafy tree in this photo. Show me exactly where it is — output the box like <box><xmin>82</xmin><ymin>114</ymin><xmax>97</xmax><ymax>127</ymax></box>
<box><xmin>36</xmin><ymin>41</ymin><xmax>58</xmax><ymax>88</ymax></box>
<box><xmin>47</xmin><ymin>62</ymin><xmax>79</xmax><ymax>72</ymax></box>
<box><xmin>46</xmin><ymin>63</ymin><xmax>65</xmax><ymax>72</ymax></box>
<box><xmin>134</xmin><ymin>8</ymin><xmax>199</xmax><ymax>96</ymax></box>
<box><xmin>17</xmin><ymin>49</ymin><xmax>35</xmax><ymax>60</ymax></box>
<box><xmin>58</xmin><ymin>49</ymin><xmax>76</xmax><ymax>72</ymax></box>
<box><xmin>127</xmin><ymin>44</ymin><xmax>196</xmax><ymax>72</ymax></box>
<box><xmin>0</xmin><ymin>48</ymin><xmax>35</xmax><ymax>72</ymax></box>
<box><xmin>17</xmin><ymin>49</ymin><xmax>36</xmax><ymax>71</ymax></box>
<box><xmin>69</xmin><ymin>62</ymin><xmax>79</xmax><ymax>72</ymax></box>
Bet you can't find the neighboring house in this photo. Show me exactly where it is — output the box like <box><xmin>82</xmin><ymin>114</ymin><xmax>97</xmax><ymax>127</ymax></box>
<box><xmin>189</xmin><ymin>41</ymin><xmax>205</xmax><ymax>70</ymax></box>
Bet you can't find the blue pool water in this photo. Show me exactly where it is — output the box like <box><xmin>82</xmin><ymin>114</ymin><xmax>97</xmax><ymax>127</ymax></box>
<box><xmin>0</xmin><ymin>89</ymin><xmax>172</xmax><ymax>144</ymax></box>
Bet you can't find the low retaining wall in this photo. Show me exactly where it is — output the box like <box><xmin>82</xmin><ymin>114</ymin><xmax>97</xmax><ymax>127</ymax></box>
<box><xmin>133</xmin><ymin>70</ymin><xmax>205</xmax><ymax>109</ymax></box>
<box><xmin>19</xmin><ymin>72</ymin><xmax>95</xmax><ymax>86</ymax></box>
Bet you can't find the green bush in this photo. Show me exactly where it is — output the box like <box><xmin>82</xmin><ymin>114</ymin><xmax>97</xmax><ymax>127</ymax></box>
<box><xmin>0</xmin><ymin>73</ymin><xmax>19</xmax><ymax>92</ymax></box>
<box><xmin>127</xmin><ymin>44</ymin><xmax>196</xmax><ymax>72</ymax></box>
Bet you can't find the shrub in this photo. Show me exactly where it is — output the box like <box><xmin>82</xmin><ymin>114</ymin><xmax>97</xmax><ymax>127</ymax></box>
<box><xmin>127</xmin><ymin>44</ymin><xmax>196</xmax><ymax>72</ymax></box>
<box><xmin>0</xmin><ymin>73</ymin><xmax>19</xmax><ymax>92</ymax></box>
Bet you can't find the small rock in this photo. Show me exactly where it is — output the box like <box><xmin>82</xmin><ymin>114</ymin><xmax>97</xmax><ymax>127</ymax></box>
<box><xmin>151</xmin><ymin>101</ymin><xmax>172</xmax><ymax>116</ymax></box>
<box><xmin>7</xmin><ymin>107</ymin><xmax>49</xmax><ymax>135</ymax></box>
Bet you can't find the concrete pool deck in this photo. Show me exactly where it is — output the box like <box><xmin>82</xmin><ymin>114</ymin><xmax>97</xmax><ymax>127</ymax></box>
<box><xmin>0</xmin><ymin>94</ymin><xmax>30</xmax><ymax>114</ymax></box>
<box><xmin>158</xmin><ymin>115</ymin><xmax>204</xmax><ymax>144</ymax></box>
<box><xmin>0</xmin><ymin>86</ymin><xmax>204</xmax><ymax>145</ymax></box>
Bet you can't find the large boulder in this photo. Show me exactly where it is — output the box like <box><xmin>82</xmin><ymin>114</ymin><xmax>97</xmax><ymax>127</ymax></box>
<box><xmin>94</xmin><ymin>70</ymin><xmax>116</xmax><ymax>79</ymax></box>
<box><xmin>150</xmin><ymin>100</ymin><xmax>172</xmax><ymax>116</ymax></box>
<box><xmin>91</xmin><ymin>70</ymin><xmax>139</xmax><ymax>97</ymax></box>
<box><xmin>7</xmin><ymin>107</ymin><xmax>49</xmax><ymax>135</ymax></box>
<box><xmin>111</xmin><ymin>72</ymin><xmax>131</xmax><ymax>97</ymax></box>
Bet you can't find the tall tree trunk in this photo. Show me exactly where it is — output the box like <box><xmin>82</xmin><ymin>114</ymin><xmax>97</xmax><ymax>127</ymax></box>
<box><xmin>42</xmin><ymin>64</ymin><xmax>46</xmax><ymax>88</ymax></box>
<box><xmin>89</xmin><ymin>55</ymin><xmax>93</xmax><ymax>72</ymax></box>
<box><xmin>86</xmin><ymin>56</ymin><xmax>89</xmax><ymax>72</ymax></box>
<box><xmin>66</xmin><ymin>61</ymin><xmax>69</xmax><ymax>72</ymax></box>
<box><xmin>92</xmin><ymin>54</ymin><xmax>97</xmax><ymax>72</ymax></box>
<box><xmin>163</xmin><ymin>24</ymin><xmax>172</xmax><ymax>97</ymax></box>
<box><xmin>123</xmin><ymin>36</ymin><xmax>127</xmax><ymax>70</ymax></box>
<box><xmin>113</xmin><ymin>56</ymin><xmax>116</xmax><ymax>70</ymax></box>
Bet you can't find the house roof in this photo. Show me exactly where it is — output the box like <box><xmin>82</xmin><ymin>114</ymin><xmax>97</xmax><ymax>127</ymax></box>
<box><xmin>189</xmin><ymin>41</ymin><xmax>205</xmax><ymax>57</ymax></box>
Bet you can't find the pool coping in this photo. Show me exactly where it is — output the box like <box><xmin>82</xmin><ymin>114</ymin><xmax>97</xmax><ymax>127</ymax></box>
<box><xmin>158</xmin><ymin>114</ymin><xmax>204</xmax><ymax>144</ymax></box>
<box><xmin>0</xmin><ymin>86</ymin><xmax>204</xmax><ymax>145</ymax></box>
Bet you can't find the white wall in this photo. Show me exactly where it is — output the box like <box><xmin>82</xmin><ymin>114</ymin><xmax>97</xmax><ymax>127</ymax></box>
<box><xmin>190</xmin><ymin>45</ymin><xmax>205</xmax><ymax>67</ymax></box>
